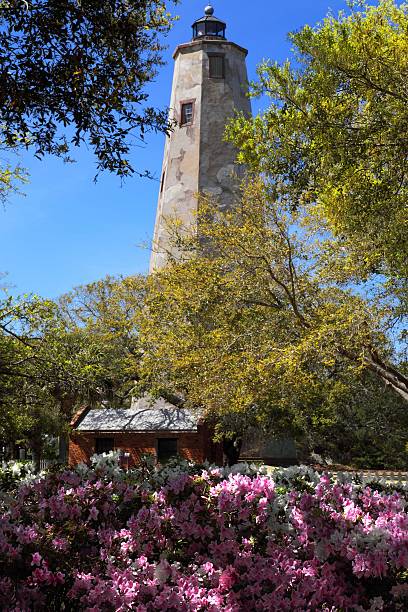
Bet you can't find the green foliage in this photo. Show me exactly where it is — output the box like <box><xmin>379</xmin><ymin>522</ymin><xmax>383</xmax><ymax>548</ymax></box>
<box><xmin>226</xmin><ymin>0</ymin><xmax>408</xmax><ymax>288</ymax></box>
<box><xmin>222</xmin><ymin>0</ymin><xmax>408</xmax><ymax>407</ymax></box>
<box><xmin>0</xmin><ymin>293</ymin><xmax>69</xmax><ymax>445</ymax></box>
<box><xmin>301</xmin><ymin>371</ymin><xmax>408</xmax><ymax>468</ymax></box>
<box><xmin>58</xmin><ymin>274</ymin><xmax>146</xmax><ymax>405</ymax></box>
<box><xmin>0</xmin><ymin>156</ymin><xmax>27</xmax><ymax>205</ymax></box>
<box><xmin>2</xmin><ymin>0</ymin><xmax>407</xmax><ymax>471</ymax></box>
<box><xmin>0</xmin><ymin>275</ymin><xmax>146</xmax><ymax>450</ymax></box>
<box><xmin>0</xmin><ymin>0</ymin><xmax>178</xmax><ymax>177</ymax></box>
<box><xmin>141</xmin><ymin>180</ymin><xmax>408</xmax><ymax>466</ymax></box>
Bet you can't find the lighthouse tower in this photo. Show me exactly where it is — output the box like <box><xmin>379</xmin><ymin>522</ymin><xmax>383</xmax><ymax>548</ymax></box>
<box><xmin>150</xmin><ymin>5</ymin><xmax>251</xmax><ymax>271</ymax></box>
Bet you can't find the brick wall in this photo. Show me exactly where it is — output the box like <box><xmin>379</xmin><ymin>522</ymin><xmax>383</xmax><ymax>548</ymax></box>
<box><xmin>69</xmin><ymin>424</ymin><xmax>222</xmax><ymax>467</ymax></box>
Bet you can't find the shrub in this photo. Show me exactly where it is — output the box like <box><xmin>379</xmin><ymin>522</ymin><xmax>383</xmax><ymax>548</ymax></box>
<box><xmin>0</xmin><ymin>460</ymin><xmax>39</xmax><ymax>493</ymax></box>
<box><xmin>0</xmin><ymin>457</ymin><xmax>407</xmax><ymax>610</ymax></box>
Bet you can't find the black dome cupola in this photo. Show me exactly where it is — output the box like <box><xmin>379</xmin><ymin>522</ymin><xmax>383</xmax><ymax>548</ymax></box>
<box><xmin>192</xmin><ymin>5</ymin><xmax>226</xmax><ymax>40</ymax></box>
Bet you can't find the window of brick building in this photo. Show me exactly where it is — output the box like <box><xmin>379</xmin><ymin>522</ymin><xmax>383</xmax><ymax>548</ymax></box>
<box><xmin>209</xmin><ymin>55</ymin><xmax>225</xmax><ymax>79</ymax></box>
<box><xmin>95</xmin><ymin>438</ymin><xmax>114</xmax><ymax>454</ymax></box>
<box><xmin>157</xmin><ymin>438</ymin><xmax>178</xmax><ymax>463</ymax></box>
<box><xmin>180</xmin><ymin>102</ymin><xmax>194</xmax><ymax>126</ymax></box>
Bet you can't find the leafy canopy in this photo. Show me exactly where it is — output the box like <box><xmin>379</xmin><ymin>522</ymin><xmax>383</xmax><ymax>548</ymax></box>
<box><xmin>0</xmin><ymin>156</ymin><xmax>27</xmax><ymax>205</ymax></box>
<box><xmin>0</xmin><ymin>275</ymin><xmax>145</xmax><ymax>448</ymax></box>
<box><xmin>141</xmin><ymin>182</ymin><xmax>407</xmax><ymax>455</ymax></box>
<box><xmin>0</xmin><ymin>0</ymin><xmax>178</xmax><ymax>177</ymax></box>
<box><xmin>140</xmin><ymin>2</ymin><xmax>408</xmax><ymax>461</ymax></box>
<box><xmin>227</xmin><ymin>0</ymin><xmax>408</xmax><ymax>284</ymax></box>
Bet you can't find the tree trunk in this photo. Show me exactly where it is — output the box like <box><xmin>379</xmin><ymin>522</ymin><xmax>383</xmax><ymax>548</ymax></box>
<box><xmin>364</xmin><ymin>351</ymin><xmax>408</xmax><ymax>404</ymax></box>
<box><xmin>58</xmin><ymin>432</ymin><xmax>69</xmax><ymax>464</ymax></box>
<box><xmin>222</xmin><ymin>436</ymin><xmax>242</xmax><ymax>467</ymax></box>
<box><xmin>30</xmin><ymin>435</ymin><xmax>43</xmax><ymax>473</ymax></box>
<box><xmin>340</xmin><ymin>346</ymin><xmax>408</xmax><ymax>405</ymax></box>
<box><xmin>292</xmin><ymin>301</ymin><xmax>408</xmax><ymax>406</ymax></box>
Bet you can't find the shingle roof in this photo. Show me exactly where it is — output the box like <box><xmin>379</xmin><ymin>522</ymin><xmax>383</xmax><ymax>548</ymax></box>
<box><xmin>75</xmin><ymin>396</ymin><xmax>200</xmax><ymax>432</ymax></box>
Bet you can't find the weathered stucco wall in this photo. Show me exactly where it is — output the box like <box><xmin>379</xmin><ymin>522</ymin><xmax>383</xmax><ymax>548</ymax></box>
<box><xmin>150</xmin><ymin>39</ymin><xmax>251</xmax><ymax>271</ymax></box>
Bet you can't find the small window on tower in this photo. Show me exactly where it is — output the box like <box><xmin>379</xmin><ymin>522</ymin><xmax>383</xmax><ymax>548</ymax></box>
<box><xmin>180</xmin><ymin>102</ymin><xmax>194</xmax><ymax>126</ymax></box>
<box><xmin>209</xmin><ymin>55</ymin><xmax>225</xmax><ymax>79</ymax></box>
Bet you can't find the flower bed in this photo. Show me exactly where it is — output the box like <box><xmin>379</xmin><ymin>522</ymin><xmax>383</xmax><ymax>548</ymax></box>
<box><xmin>0</xmin><ymin>460</ymin><xmax>38</xmax><ymax>492</ymax></box>
<box><xmin>0</xmin><ymin>456</ymin><xmax>407</xmax><ymax>611</ymax></box>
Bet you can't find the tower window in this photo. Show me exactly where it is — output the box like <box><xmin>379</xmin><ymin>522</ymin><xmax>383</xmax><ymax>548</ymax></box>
<box><xmin>180</xmin><ymin>101</ymin><xmax>194</xmax><ymax>126</ymax></box>
<box><xmin>209</xmin><ymin>55</ymin><xmax>225</xmax><ymax>79</ymax></box>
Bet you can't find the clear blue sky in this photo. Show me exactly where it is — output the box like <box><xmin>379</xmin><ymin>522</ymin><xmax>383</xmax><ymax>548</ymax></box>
<box><xmin>0</xmin><ymin>0</ymin><xmax>347</xmax><ymax>299</ymax></box>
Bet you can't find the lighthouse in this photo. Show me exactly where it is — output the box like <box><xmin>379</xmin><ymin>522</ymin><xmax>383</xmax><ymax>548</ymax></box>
<box><xmin>150</xmin><ymin>4</ymin><xmax>252</xmax><ymax>271</ymax></box>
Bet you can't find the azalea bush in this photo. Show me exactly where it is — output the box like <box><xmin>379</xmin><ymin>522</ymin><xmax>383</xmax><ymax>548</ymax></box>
<box><xmin>0</xmin><ymin>457</ymin><xmax>407</xmax><ymax>611</ymax></box>
<box><xmin>0</xmin><ymin>460</ymin><xmax>39</xmax><ymax>492</ymax></box>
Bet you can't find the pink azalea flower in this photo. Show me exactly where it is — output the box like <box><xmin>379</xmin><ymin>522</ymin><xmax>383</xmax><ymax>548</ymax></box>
<box><xmin>31</xmin><ymin>552</ymin><xmax>42</xmax><ymax>567</ymax></box>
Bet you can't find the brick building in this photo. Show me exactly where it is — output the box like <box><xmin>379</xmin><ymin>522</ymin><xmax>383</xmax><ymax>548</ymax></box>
<box><xmin>69</xmin><ymin>397</ymin><xmax>222</xmax><ymax>467</ymax></box>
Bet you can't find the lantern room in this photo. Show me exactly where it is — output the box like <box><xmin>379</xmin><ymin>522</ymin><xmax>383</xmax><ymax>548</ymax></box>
<box><xmin>192</xmin><ymin>5</ymin><xmax>226</xmax><ymax>40</ymax></box>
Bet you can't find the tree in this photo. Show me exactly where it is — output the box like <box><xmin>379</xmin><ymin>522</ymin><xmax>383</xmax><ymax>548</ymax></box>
<box><xmin>227</xmin><ymin>0</ymin><xmax>407</xmax><ymax>300</ymax></box>
<box><xmin>224</xmin><ymin>0</ymin><xmax>408</xmax><ymax>400</ymax></box>
<box><xmin>305</xmin><ymin>370</ymin><xmax>408</xmax><ymax>468</ymax></box>
<box><xmin>58</xmin><ymin>274</ymin><xmax>146</xmax><ymax>406</ymax></box>
<box><xmin>140</xmin><ymin>182</ymin><xmax>408</xmax><ymax>464</ymax></box>
<box><xmin>0</xmin><ymin>275</ymin><xmax>146</xmax><ymax>463</ymax></box>
<box><xmin>0</xmin><ymin>154</ymin><xmax>27</xmax><ymax>205</ymax></box>
<box><xmin>0</xmin><ymin>294</ymin><xmax>63</xmax><ymax>464</ymax></box>
<box><xmin>140</xmin><ymin>0</ymin><xmax>408</xmax><ymax>463</ymax></box>
<box><xmin>0</xmin><ymin>0</ymin><xmax>178</xmax><ymax>177</ymax></box>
